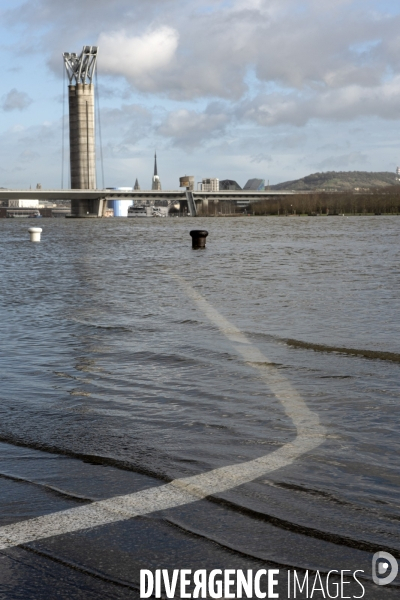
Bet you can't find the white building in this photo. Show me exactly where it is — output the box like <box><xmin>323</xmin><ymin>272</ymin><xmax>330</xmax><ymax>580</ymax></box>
<box><xmin>8</xmin><ymin>199</ymin><xmax>39</xmax><ymax>208</ymax></box>
<box><xmin>199</xmin><ymin>178</ymin><xmax>219</xmax><ymax>192</ymax></box>
<box><xmin>396</xmin><ymin>167</ymin><xmax>400</xmax><ymax>180</ymax></box>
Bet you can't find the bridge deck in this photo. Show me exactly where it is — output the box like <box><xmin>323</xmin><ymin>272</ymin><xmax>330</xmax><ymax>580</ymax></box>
<box><xmin>0</xmin><ymin>189</ymin><xmax>294</xmax><ymax>201</ymax></box>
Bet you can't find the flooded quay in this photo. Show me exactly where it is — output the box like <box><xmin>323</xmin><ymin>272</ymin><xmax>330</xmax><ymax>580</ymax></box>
<box><xmin>0</xmin><ymin>216</ymin><xmax>399</xmax><ymax>599</ymax></box>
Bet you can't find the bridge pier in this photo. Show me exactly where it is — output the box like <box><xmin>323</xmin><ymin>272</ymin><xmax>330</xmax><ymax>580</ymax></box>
<box><xmin>69</xmin><ymin>197</ymin><xmax>106</xmax><ymax>218</ymax></box>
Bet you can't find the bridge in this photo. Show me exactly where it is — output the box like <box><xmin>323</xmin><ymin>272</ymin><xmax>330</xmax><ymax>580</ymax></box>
<box><xmin>0</xmin><ymin>188</ymin><xmax>294</xmax><ymax>217</ymax></box>
<box><xmin>1</xmin><ymin>46</ymin><xmax>296</xmax><ymax>218</ymax></box>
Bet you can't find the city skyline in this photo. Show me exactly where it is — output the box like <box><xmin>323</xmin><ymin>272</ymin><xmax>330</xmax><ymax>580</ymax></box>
<box><xmin>0</xmin><ymin>0</ymin><xmax>399</xmax><ymax>190</ymax></box>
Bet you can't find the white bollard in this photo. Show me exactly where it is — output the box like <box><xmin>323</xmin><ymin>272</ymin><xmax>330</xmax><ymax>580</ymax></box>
<box><xmin>28</xmin><ymin>227</ymin><xmax>42</xmax><ymax>242</ymax></box>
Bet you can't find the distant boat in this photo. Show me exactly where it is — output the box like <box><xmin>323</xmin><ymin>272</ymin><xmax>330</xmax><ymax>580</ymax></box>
<box><xmin>128</xmin><ymin>203</ymin><xmax>171</xmax><ymax>218</ymax></box>
<box><xmin>7</xmin><ymin>209</ymin><xmax>42</xmax><ymax>218</ymax></box>
<box><xmin>128</xmin><ymin>205</ymin><xmax>150</xmax><ymax>217</ymax></box>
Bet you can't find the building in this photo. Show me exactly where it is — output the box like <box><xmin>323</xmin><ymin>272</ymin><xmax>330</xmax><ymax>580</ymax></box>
<box><xmin>134</xmin><ymin>178</ymin><xmax>140</xmax><ymax>190</ymax></box>
<box><xmin>198</xmin><ymin>178</ymin><xmax>219</xmax><ymax>192</ymax></box>
<box><xmin>244</xmin><ymin>178</ymin><xmax>265</xmax><ymax>191</ymax></box>
<box><xmin>151</xmin><ymin>152</ymin><xmax>162</xmax><ymax>190</ymax></box>
<box><xmin>8</xmin><ymin>199</ymin><xmax>39</xmax><ymax>208</ymax></box>
<box><xmin>396</xmin><ymin>167</ymin><xmax>400</xmax><ymax>181</ymax></box>
<box><xmin>219</xmin><ymin>179</ymin><xmax>242</xmax><ymax>190</ymax></box>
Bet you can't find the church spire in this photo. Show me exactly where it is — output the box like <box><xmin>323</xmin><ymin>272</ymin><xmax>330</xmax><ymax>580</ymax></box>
<box><xmin>154</xmin><ymin>151</ymin><xmax>158</xmax><ymax>177</ymax></box>
<box><xmin>152</xmin><ymin>151</ymin><xmax>161</xmax><ymax>190</ymax></box>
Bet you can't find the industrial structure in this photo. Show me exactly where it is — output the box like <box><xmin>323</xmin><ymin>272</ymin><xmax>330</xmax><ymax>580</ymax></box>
<box><xmin>179</xmin><ymin>175</ymin><xmax>195</xmax><ymax>191</ymax></box>
<box><xmin>106</xmin><ymin>188</ymin><xmax>133</xmax><ymax>217</ymax></box>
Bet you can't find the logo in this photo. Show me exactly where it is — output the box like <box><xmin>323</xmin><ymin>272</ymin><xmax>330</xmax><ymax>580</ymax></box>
<box><xmin>372</xmin><ymin>551</ymin><xmax>398</xmax><ymax>586</ymax></box>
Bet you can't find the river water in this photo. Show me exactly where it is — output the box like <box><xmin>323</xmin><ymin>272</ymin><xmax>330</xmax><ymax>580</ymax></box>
<box><xmin>0</xmin><ymin>216</ymin><xmax>399</xmax><ymax>598</ymax></box>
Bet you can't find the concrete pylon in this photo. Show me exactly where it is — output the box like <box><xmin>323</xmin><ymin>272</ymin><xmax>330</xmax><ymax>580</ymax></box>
<box><xmin>64</xmin><ymin>47</ymin><xmax>104</xmax><ymax>216</ymax></box>
<box><xmin>68</xmin><ymin>83</ymin><xmax>96</xmax><ymax>189</ymax></box>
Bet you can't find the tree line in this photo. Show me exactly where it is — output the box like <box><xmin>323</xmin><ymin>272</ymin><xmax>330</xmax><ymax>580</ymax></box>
<box><xmin>250</xmin><ymin>186</ymin><xmax>400</xmax><ymax>215</ymax></box>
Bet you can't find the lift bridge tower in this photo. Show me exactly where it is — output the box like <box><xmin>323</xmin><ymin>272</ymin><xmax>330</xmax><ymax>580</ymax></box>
<box><xmin>63</xmin><ymin>46</ymin><xmax>98</xmax><ymax>190</ymax></box>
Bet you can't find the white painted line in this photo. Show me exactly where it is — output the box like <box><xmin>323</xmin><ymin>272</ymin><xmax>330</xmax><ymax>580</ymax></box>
<box><xmin>0</xmin><ymin>276</ymin><xmax>325</xmax><ymax>550</ymax></box>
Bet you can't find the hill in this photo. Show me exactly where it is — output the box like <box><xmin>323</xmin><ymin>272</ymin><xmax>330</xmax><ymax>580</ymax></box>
<box><xmin>271</xmin><ymin>171</ymin><xmax>397</xmax><ymax>192</ymax></box>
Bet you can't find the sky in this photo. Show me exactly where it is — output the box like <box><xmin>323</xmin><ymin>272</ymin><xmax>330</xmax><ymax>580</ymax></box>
<box><xmin>0</xmin><ymin>0</ymin><xmax>400</xmax><ymax>190</ymax></box>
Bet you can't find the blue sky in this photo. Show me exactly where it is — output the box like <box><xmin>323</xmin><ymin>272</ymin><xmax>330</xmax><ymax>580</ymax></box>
<box><xmin>0</xmin><ymin>0</ymin><xmax>400</xmax><ymax>190</ymax></box>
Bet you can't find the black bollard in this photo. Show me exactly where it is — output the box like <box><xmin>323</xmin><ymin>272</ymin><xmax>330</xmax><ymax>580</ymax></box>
<box><xmin>190</xmin><ymin>230</ymin><xmax>208</xmax><ymax>249</ymax></box>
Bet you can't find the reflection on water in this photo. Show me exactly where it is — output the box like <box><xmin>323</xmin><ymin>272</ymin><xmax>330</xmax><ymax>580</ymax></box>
<box><xmin>0</xmin><ymin>216</ymin><xmax>399</xmax><ymax>571</ymax></box>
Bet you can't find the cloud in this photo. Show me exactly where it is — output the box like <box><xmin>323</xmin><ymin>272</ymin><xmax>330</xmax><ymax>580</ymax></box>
<box><xmin>158</xmin><ymin>104</ymin><xmax>230</xmax><ymax>149</ymax></box>
<box><xmin>0</xmin><ymin>120</ymin><xmax>62</xmax><ymax>187</ymax></box>
<box><xmin>250</xmin><ymin>153</ymin><xmax>273</xmax><ymax>164</ymax></box>
<box><xmin>271</xmin><ymin>133</ymin><xmax>308</xmax><ymax>150</ymax></box>
<box><xmin>2</xmin><ymin>0</ymin><xmax>400</xmax><ymax>186</ymax></box>
<box><xmin>18</xmin><ymin>123</ymin><xmax>57</xmax><ymax>146</ymax></box>
<box><xmin>19</xmin><ymin>149</ymin><xmax>40</xmax><ymax>163</ymax></box>
<box><xmin>316</xmin><ymin>151</ymin><xmax>368</xmax><ymax>169</ymax></box>
<box><xmin>6</xmin><ymin>1</ymin><xmax>400</xmax><ymax>102</ymax></box>
<box><xmin>238</xmin><ymin>74</ymin><xmax>400</xmax><ymax>127</ymax></box>
<box><xmin>100</xmin><ymin>103</ymin><xmax>153</xmax><ymax>145</ymax></box>
<box><xmin>98</xmin><ymin>27</ymin><xmax>179</xmax><ymax>88</ymax></box>
<box><xmin>2</xmin><ymin>89</ymin><xmax>33</xmax><ymax>111</ymax></box>
<box><xmin>96</xmin><ymin>83</ymin><xmax>132</xmax><ymax>100</ymax></box>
